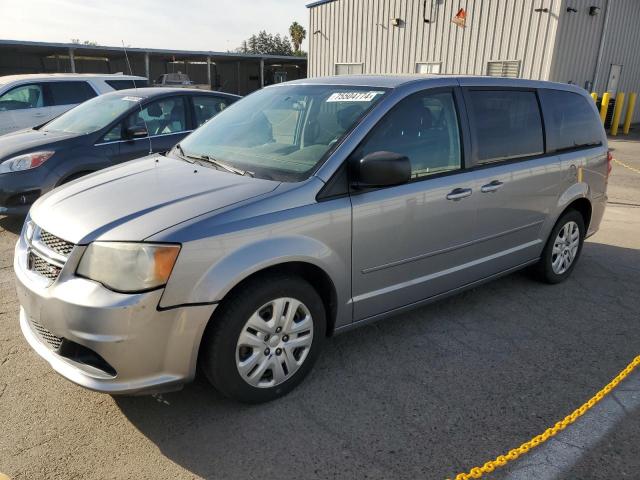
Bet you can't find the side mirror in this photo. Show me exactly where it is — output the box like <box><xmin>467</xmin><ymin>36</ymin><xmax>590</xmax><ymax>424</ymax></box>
<box><xmin>124</xmin><ymin>125</ymin><xmax>148</xmax><ymax>139</ymax></box>
<box><xmin>354</xmin><ymin>151</ymin><xmax>411</xmax><ymax>188</ymax></box>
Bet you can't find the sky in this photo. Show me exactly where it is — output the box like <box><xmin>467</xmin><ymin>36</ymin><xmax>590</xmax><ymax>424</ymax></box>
<box><xmin>2</xmin><ymin>0</ymin><xmax>310</xmax><ymax>52</ymax></box>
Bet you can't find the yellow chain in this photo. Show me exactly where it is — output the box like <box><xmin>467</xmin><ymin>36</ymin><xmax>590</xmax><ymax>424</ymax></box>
<box><xmin>448</xmin><ymin>354</ymin><xmax>640</xmax><ymax>480</ymax></box>
<box><xmin>613</xmin><ymin>158</ymin><xmax>640</xmax><ymax>175</ymax></box>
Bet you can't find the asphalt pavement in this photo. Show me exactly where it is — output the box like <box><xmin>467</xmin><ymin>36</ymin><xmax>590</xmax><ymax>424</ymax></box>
<box><xmin>0</xmin><ymin>131</ymin><xmax>639</xmax><ymax>480</ymax></box>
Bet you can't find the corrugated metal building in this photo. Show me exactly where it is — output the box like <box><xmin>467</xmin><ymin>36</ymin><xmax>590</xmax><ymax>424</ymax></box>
<box><xmin>307</xmin><ymin>0</ymin><xmax>640</xmax><ymax>121</ymax></box>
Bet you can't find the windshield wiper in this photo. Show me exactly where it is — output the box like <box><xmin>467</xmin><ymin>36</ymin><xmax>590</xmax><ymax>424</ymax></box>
<box><xmin>194</xmin><ymin>154</ymin><xmax>254</xmax><ymax>177</ymax></box>
<box><xmin>174</xmin><ymin>145</ymin><xmax>254</xmax><ymax>177</ymax></box>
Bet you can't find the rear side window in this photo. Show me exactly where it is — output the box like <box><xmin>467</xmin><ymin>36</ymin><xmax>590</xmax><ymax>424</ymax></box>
<box><xmin>539</xmin><ymin>89</ymin><xmax>602</xmax><ymax>152</ymax></box>
<box><xmin>105</xmin><ymin>79</ymin><xmax>149</xmax><ymax>90</ymax></box>
<box><xmin>355</xmin><ymin>90</ymin><xmax>462</xmax><ymax>179</ymax></box>
<box><xmin>47</xmin><ymin>81</ymin><xmax>97</xmax><ymax>106</ymax></box>
<box><xmin>466</xmin><ymin>90</ymin><xmax>544</xmax><ymax>164</ymax></box>
<box><xmin>192</xmin><ymin>95</ymin><xmax>233</xmax><ymax>127</ymax></box>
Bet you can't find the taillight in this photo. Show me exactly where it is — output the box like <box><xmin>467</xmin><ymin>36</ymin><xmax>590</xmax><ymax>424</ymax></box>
<box><xmin>607</xmin><ymin>151</ymin><xmax>613</xmax><ymax>176</ymax></box>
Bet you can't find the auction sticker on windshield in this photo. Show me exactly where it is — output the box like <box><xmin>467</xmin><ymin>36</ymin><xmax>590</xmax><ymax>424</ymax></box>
<box><xmin>121</xmin><ymin>96</ymin><xmax>143</xmax><ymax>102</ymax></box>
<box><xmin>326</xmin><ymin>91</ymin><xmax>383</xmax><ymax>102</ymax></box>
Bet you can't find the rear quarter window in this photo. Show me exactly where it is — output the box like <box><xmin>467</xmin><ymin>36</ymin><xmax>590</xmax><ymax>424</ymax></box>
<box><xmin>105</xmin><ymin>79</ymin><xmax>149</xmax><ymax>90</ymax></box>
<box><xmin>465</xmin><ymin>89</ymin><xmax>544</xmax><ymax>165</ymax></box>
<box><xmin>539</xmin><ymin>89</ymin><xmax>603</xmax><ymax>152</ymax></box>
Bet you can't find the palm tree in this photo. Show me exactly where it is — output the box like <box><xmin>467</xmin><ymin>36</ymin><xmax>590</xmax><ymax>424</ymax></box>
<box><xmin>289</xmin><ymin>21</ymin><xmax>307</xmax><ymax>53</ymax></box>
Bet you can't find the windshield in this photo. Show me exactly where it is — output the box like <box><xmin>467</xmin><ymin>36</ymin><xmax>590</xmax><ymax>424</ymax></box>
<box><xmin>177</xmin><ymin>84</ymin><xmax>387</xmax><ymax>181</ymax></box>
<box><xmin>42</xmin><ymin>94</ymin><xmax>141</xmax><ymax>134</ymax></box>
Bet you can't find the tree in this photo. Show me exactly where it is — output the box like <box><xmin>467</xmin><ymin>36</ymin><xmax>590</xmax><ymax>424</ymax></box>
<box><xmin>236</xmin><ymin>31</ymin><xmax>293</xmax><ymax>56</ymax></box>
<box><xmin>289</xmin><ymin>22</ymin><xmax>306</xmax><ymax>54</ymax></box>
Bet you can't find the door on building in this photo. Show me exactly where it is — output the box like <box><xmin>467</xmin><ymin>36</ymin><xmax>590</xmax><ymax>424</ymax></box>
<box><xmin>606</xmin><ymin>64</ymin><xmax>622</xmax><ymax>94</ymax></box>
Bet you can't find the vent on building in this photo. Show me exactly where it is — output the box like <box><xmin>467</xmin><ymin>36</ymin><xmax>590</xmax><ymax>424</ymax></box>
<box><xmin>335</xmin><ymin>63</ymin><xmax>364</xmax><ymax>75</ymax></box>
<box><xmin>487</xmin><ymin>60</ymin><xmax>521</xmax><ymax>78</ymax></box>
<box><xmin>416</xmin><ymin>62</ymin><xmax>441</xmax><ymax>74</ymax></box>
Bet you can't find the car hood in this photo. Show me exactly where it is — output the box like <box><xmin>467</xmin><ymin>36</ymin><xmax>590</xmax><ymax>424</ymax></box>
<box><xmin>0</xmin><ymin>128</ymin><xmax>78</xmax><ymax>160</ymax></box>
<box><xmin>30</xmin><ymin>155</ymin><xmax>281</xmax><ymax>244</ymax></box>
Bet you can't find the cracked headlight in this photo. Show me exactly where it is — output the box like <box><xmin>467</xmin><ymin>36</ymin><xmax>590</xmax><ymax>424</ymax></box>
<box><xmin>77</xmin><ymin>242</ymin><xmax>180</xmax><ymax>293</ymax></box>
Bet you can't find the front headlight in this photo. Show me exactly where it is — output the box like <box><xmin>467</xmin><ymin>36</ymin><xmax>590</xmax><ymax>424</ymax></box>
<box><xmin>0</xmin><ymin>151</ymin><xmax>55</xmax><ymax>174</ymax></box>
<box><xmin>77</xmin><ymin>242</ymin><xmax>181</xmax><ymax>293</ymax></box>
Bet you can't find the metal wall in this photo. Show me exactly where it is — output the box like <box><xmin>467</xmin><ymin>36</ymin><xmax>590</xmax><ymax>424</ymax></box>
<box><xmin>308</xmin><ymin>0</ymin><xmax>562</xmax><ymax>78</ymax></box>
<box><xmin>551</xmin><ymin>0</ymin><xmax>640</xmax><ymax>122</ymax></box>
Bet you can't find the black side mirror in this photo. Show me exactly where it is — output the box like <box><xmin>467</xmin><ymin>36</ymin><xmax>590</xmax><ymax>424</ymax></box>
<box><xmin>124</xmin><ymin>125</ymin><xmax>148</xmax><ymax>139</ymax></box>
<box><xmin>354</xmin><ymin>151</ymin><xmax>411</xmax><ymax>188</ymax></box>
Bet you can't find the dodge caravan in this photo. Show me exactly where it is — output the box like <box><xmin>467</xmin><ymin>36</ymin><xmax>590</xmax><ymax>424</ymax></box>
<box><xmin>14</xmin><ymin>76</ymin><xmax>609</xmax><ymax>403</ymax></box>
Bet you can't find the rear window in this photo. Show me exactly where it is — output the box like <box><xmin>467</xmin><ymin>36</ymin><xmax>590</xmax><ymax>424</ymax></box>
<box><xmin>105</xmin><ymin>79</ymin><xmax>149</xmax><ymax>90</ymax></box>
<box><xmin>539</xmin><ymin>89</ymin><xmax>602</xmax><ymax>152</ymax></box>
<box><xmin>466</xmin><ymin>90</ymin><xmax>544</xmax><ymax>164</ymax></box>
<box><xmin>48</xmin><ymin>81</ymin><xmax>97</xmax><ymax>106</ymax></box>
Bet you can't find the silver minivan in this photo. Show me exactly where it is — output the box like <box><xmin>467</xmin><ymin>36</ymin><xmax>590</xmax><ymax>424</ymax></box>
<box><xmin>14</xmin><ymin>76</ymin><xmax>609</xmax><ymax>403</ymax></box>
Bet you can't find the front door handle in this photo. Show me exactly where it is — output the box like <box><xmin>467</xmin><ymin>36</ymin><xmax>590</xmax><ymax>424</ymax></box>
<box><xmin>446</xmin><ymin>187</ymin><xmax>473</xmax><ymax>201</ymax></box>
<box><xmin>480</xmin><ymin>180</ymin><xmax>504</xmax><ymax>193</ymax></box>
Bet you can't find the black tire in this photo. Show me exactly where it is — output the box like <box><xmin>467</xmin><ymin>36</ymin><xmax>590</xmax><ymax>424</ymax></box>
<box><xmin>199</xmin><ymin>274</ymin><xmax>326</xmax><ymax>403</ymax></box>
<box><xmin>533</xmin><ymin>210</ymin><xmax>585</xmax><ymax>284</ymax></box>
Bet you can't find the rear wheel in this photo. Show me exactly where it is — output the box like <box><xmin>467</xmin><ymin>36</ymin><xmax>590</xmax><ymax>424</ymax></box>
<box><xmin>534</xmin><ymin>210</ymin><xmax>585</xmax><ymax>284</ymax></box>
<box><xmin>200</xmin><ymin>275</ymin><xmax>326</xmax><ymax>403</ymax></box>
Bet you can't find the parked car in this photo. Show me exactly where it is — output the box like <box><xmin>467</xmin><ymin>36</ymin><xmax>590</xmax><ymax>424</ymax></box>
<box><xmin>0</xmin><ymin>73</ymin><xmax>148</xmax><ymax>135</ymax></box>
<box><xmin>154</xmin><ymin>72</ymin><xmax>209</xmax><ymax>90</ymax></box>
<box><xmin>0</xmin><ymin>87</ymin><xmax>239</xmax><ymax>215</ymax></box>
<box><xmin>14</xmin><ymin>76</ymin><xmax>608</xmax><ymax>403</ymax></box>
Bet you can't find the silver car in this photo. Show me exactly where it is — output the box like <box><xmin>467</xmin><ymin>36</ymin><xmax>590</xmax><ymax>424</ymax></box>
<box><xmin>14</xmin><ymin>75</ymin><xmax>609</xmax><ymax>403</ymax></box>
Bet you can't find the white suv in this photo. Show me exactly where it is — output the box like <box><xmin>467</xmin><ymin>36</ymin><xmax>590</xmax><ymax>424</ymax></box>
<box><xmin>0</xmin><ymin>73</ymin><xmax>148</xmax><ymax>135</ymax></box>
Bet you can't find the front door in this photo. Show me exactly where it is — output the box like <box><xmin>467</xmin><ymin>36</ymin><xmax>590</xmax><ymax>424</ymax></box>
<box><xmin>0</xmin><ymin>83</ymin><xmax>49</xmax><ymax>134</ymax></box>
<box><xmin>606</xmin><ymin>64</ymin><xmax>622</xmax><ymax>94</ymax></box>
<box><xmin>351</xmin><ymin>88</ymin><xmax>478</xmax><ymax>320</ymax></box>
<box><xmin>108</xmin><ymin>96</ymin><xmax>190</xmax><ymax>165</ymax></box>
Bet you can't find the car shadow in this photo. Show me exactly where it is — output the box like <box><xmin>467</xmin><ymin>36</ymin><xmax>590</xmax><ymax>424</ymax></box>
<box><xmin>0</xmin><ymin>215</ymin><xmax>24</xmax><ymax>235</ymax></box>
<box><xmin>115</xmin><ymin>241</ymin><xmax>640</xmax><ymax>480</ymax></box>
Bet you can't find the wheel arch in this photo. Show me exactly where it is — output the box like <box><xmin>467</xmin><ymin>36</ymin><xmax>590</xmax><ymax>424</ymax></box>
<box><xmin>210</xmin><ymin>261</ymin><xmax>339</xmax><ymax>337</ymax></box>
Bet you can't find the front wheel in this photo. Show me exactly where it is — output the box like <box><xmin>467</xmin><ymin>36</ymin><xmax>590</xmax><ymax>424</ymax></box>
<box><xmin>200</xmin><ymin>275</ymin><xmax>326</xmax><ymax>403</ymax></box>
<box><xmin>533</xmin><ymin>210</ymin><xmax>585</xmax><ymax>284</ymax></box>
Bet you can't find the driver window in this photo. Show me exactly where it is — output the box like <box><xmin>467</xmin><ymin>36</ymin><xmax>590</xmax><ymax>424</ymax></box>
<box><xmin>356</xmin><ymin>90</ymin><xmax>461</xmax><ymax>179</ymax></box>
<box><xmin>0</xmin><ymin>84</ymin><xmax>45</xmax><ymax>111</ymax></box>
<box><xmin>126</xmin><ymin>97</ymin><xmax>187</xmax><ymax>137</ymax></box>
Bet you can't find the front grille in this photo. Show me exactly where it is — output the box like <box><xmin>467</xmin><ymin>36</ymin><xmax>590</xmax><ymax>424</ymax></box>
<box><xmin>30</xmin><ymin>252</ymin><xmax>62</xmax><ymax>281</ymax></box>
<box><xmin>31</xmin><ymin>320</ymin><xmax>63</xmax><ymax>350</ymax></box>
<box><xmin>39</xmin><ymin>230</ymin><xmax>74</xmax><ymax>257</ymax></box>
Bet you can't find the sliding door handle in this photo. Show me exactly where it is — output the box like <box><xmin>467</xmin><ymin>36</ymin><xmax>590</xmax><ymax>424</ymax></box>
<box><xmin>481</xmin><ymin>180</ymin><xmax>504</xmax><ymax>193</ymax></box>
<box><xmin>446</xmin><ymin>188</ymin><xmax>472</xmax><ymax>201</ymax></box>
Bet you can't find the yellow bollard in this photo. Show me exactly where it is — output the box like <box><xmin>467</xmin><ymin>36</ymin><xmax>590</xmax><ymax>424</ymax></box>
<box><xmin>611</xmin><ymin>92</ymin><xmax>625</xmax><ymax>136</ymax></box>
<box><xmin>623</xmin><ymin>92</ymin><xmax>637</xmax><ymax>134</ymax></box>
<box><xmin>600</xmin><ymin>92</ymin><xmax>611</xmax><ymax>124</ymax></box>
<box><xmin>591</xmin><ymin>92</ymin><xmax>598</xmax><ymax>103</ymax></box>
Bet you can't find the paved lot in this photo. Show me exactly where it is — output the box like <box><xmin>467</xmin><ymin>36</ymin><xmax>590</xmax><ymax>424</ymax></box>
<box><xmin>1</xmin><ymin>133</ymin><xmax>639</xmax><ymax>480</ymax></box>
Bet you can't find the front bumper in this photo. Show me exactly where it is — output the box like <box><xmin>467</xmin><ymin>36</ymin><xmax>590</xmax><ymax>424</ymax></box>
<box><xmin>0</xmin><ymin>170</ymin><xmax>47</xmax><ymax>216</ymax></box>
<box><xmin>14</xmin><ymin>228</ymin><xmax>216</xmax><ymax>394</ymax></box>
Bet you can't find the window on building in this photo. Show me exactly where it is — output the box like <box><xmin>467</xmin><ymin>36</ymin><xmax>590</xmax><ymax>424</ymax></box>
<box><xmin>416</xmin><ymin>62</ymin><xmax>441</xmax><ymax>74</ymax></box>
<box><xmin>0</xmin><ymin>84</ymin><xmax>45</xmax><ymax>110</ymax></box>
<box><xmin>354</xmin><ymin>90</ymin><xmax>461</xmax><ymax>179</ymax></box>
<box><xmin>335</xmin><ymin>63</ymin><xmax>364</xmax><ymax>75</ymax></box>
<box><xmin>466</xmin><ymin>90</ymin><xmax>543</xmax><ymax>164</ymax></box>
<box><xmin>538</xmin><ymin>89</ymin><xmax>603</xmax><ymax>152</ymax></box>
<box><xmin>47</xmin><ymin>81</ymin><xmax>97</xmax><ymax>106</ymax></box>
<box><xmin>193</xmin><ymin>95</ymin><xmax>233</xmax><ymax>127</ymax></box>
<box><xmin>486</xmin><ymin>60</ymin><xmax>521</xmax><ymax>78</ymax></box>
